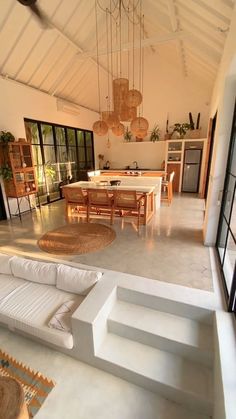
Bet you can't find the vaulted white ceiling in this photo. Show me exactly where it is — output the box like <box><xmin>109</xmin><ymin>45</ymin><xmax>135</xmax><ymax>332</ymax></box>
<box><xmin>0</xmin><ymin>0</ymin><xmax>234</xmax><ymax>112</ymax></box>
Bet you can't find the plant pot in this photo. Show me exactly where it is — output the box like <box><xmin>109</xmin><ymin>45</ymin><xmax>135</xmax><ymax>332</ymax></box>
<box><xmin>136</xmin><ymin>137</ymin><xmax>143</xmax><ymax>142</ymax></box>
<box><xmin>189</xmin><ymin>129</ymin><xmax>201</xmax><ymax>139</ymax></box>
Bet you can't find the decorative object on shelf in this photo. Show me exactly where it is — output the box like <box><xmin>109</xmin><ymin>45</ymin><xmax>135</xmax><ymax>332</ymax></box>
<box><xmin>124</xmin><ymin>127</ymin><xmax>132</xmax><ymax>142</ymax></box>
<box><xmin>188</xmin><ymin>112</ymin><xmax>201</xmax><ymax>138</ymax></box>
<box><xmin>171</xmin><ymin>123</ymin><xmax>191</xmax><ymax>139</ymax></box>
<box><xmin>164</xmin><ymin>114</ymin><xmax>171</xmax><ymax>140</ymax></box>
<box><xmin>150</xmin><ymin>124</ymin><xmax>160</xmax><ymax>142</ymax></box>
<box><xmin>18</xmin><ymin>137</ymin><xmax>27</xmax><ymax>143</ymax></box>
<box><xmin>25</xmin><ymin>184</ymin><xmax>31</xmax><ymax>193</ymax></box>
<box><xmin>98</xmin><ymin>154</ymin><xmax>104</xmax><ymax>170</ymax></box>
<box><xmin>0</xmin><ymin>131</ymin><xmax>15</xmax><ymax>143</ymax></box>
<box><xmin>22</xmin><ymin>161</ymin><xmax>27</xmax><ymax>168</ymax></box>
<box><xmin>93</xmin><ymin>0</ymin><xmax>148</xmax><ymax>138</ymax></box>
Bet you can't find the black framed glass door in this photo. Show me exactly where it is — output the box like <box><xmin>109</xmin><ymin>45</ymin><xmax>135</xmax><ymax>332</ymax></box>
<box><xmin>216</xmin><ymin>101</ymin><xmax>236</xmax><ymax>312</ymax></box>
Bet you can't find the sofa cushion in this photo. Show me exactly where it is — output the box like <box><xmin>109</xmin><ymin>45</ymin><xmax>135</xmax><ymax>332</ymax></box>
<box><xmin>0</xmin><ymin>253</ymin><xmax>13</xmax><ymax>275</ymax></box>
<box><xmin>10</xmin><ymin>256</ymin><xmax>57</xmax><ymax>285</ymax></box>
<box><xmin>0</xmin><ymin>275</ymin><xmax>25</xmax><ymax>302</ymax></box>
<box><xmin>48</xmin><ymin>300</ymin><xmax>77</xmax><ymax>332</ymax></box>
<box><xmin>57</xmin><ymin>264</ymin><xmax>103</xmax><ymax>295</ymax></box>
<box><xmin>0</xmin><ymin>281</ymin><xmax>85</xmax><ymax>349</ymax></box>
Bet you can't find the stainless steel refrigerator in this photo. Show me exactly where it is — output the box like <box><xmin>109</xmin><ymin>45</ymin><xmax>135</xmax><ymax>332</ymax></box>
<box><xmin>182</xmin><ymin>149</ymin><xmax>202</xmax><ymax>193</ymax></box>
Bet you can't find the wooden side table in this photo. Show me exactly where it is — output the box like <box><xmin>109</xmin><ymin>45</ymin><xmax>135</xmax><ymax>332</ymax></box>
<box><xmin>0</xmin><ymin>377</ymin><xmax>29</xmax><ymax>419</ymax></box>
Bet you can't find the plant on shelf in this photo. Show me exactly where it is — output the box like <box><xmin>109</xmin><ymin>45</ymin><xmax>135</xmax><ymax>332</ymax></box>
<box><xmin>171</xmin><ymin>123</ymin><xmax>191</xmax><ymax>139</ymax></box>
<box><xmin>98</xmin><ymin>154</ymin><xmax>104</xmax><ymax>170</ymax></box>
<box><xmin>0</xmin><ymin>131</ymin><xmax>15</xmax><ymax>143</ymax></box>
<box><xmin>0</xmin><ymin>164</ymin><xmax>13</xmax><ymax>181</ymax></box>
<box><xmin>150</xmin><ymin>124</ymin><xmax>160</xmax><ymax>142</ymax></box>
<box><xmin>124</xmin><ymin>127</ymin><xmax>132</xmax><ymax>142</ymax></box>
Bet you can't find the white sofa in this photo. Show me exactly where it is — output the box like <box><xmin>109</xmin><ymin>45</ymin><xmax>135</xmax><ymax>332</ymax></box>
<box><xmin>0</xmin><ymin>253</ymin><xmax>102</xmax><ymax>350</ymax></box>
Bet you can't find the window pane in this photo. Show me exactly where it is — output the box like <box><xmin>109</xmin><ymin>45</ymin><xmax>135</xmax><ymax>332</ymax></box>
<box><xmin>41</xmin><ymin>124</ymin><xmax>54</xmax><ymax>144</ymax></box>
<box><xmin>86</xmin><ymin>146</ymin><xmax>93</xmax><ymax>161</ymax></box>
<box><xmin>67</xmin><ymin>128</ymin><xmax>76</xmax><ymax>146</ymax></box>
<box><xmin>68</xmin><ymin>147</ymin><xmax>77</xmax><ymax>163</ymax></box>
<box><xmin>57</xmin><ymin>146</ymin><xmax>68</xmax><ymax>162</ymax></box>
<box><xmin>221</xmin><ymin>175</ymin><xmax>235</xmax><ymax>223</ymax></box>
<box><xmin>79</xmin><ymin>162</ymin><xmax>86</xmax><ymax>169</ymax></box>
<box><xmin>229</xmin><ymin>127</ymin><xmax>236</xmax><ymax>176</ymax></box>
<box><xmin>85</xmin><ymin>131</ymin><xmax>92</xmax><ymax>146</ymax></box>
<box><xmin>44</xmin><ymin>145</ymin><xmax>56</xmax><ymax>163</ymax></box>
<box><xmin>78</xmin><ymin>148</ymin><xmax>85</xmax><ymax>161</ymax></box>
<box><xmin>32</xmin><ymin>145</ymin><xmax>42</xmax><ymax>166</ymax></box>
<box><xmin>25</xmin><ymin>121</ymin><xmax>40</xmax><ymax>144</ymax></box>
<box><xmin>230</xmin><ymin>196</ymin><xmax>236</xmax><ymax>237</ymax></box>
<box><xmin>77</xmin><ymin>131</ymin><xmax>84</xmax><ymax>147</ymax></box>
<box><xmin>223</xmin><ymin>231</ymin><xmax>236</xmax><ymax>293</ymax></box>
<box><xmin>217</xmin><ymin>217</ymin><xmax>228</xmax><ymax>262</ymax></box>
<box><xmin>55</xmin><ymin>126</ymin><xmax>66</xmax><ymax>145</ymax></box>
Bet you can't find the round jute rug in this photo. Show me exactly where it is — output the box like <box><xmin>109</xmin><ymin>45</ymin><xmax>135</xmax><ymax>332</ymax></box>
<box><xmin>37</xmin><ymin>223</ymin><xmax>116</xmax><ymax>255</ymax></box>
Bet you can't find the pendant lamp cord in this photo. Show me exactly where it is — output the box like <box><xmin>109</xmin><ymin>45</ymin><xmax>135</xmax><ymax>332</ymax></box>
<box><xmin>95</xmin><ymin>0</ymin><xmax>101</xmax><ymax>117</ymax></box>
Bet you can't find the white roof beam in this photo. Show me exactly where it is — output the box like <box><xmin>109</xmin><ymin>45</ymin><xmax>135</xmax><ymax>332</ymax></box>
<box><xmin>190</xmin><ymin>0</ymin><xmax>232</xmax><ymax>22</ymax></box>
<box><xmin>177</xmin><ymin>0</ymin><xmax>230</xmax><ymax>29</ymax></box>
<box><xmin>76</xmin><ymin>30</ymin><xmax>188</xmax><ymax>60</ymax></box>
<box><xmin>180</xmin><ymin>19</ymin><xmax>223</xmax><ymax>55</ymax></box>
<box><xmin>184</xmin><ymin>32</ymin><xmax>221</xmax><ymax>65</ymax></box>
<box><xmin>177</xmin><ymin>5</ymin><xmax>225</xmax><ymax>44</ymax></box>
<box><xmin>167</xmin><ymin>0</ymin><xmax>188</xmax><ymax>77</ymax></box>
<box><xmin>184</xmin><ymin>45</ymin><xmax>218</xmax><ymax>72</ymax></box>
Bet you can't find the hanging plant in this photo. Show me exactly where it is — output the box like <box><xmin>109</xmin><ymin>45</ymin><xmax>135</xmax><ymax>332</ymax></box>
<box><xmin>0</xmin><ymin>131</ymin><xmax>15</xmax><ymax>143</ymax></box>
<box><xmin>150</xmin><ymin>124</ymin><xmax>160</xmax><ymax>142</ymax></box>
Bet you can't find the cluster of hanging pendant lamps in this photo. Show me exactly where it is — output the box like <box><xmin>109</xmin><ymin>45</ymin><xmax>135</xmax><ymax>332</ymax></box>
<box><xmin>93</xmin><ymin>0</ymin><xmax>148</xmax><ymax>140</ymax></box>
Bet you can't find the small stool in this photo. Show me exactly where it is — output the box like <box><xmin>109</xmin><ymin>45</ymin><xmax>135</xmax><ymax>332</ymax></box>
<box><xmin>0</xmin><ymin>376</ymin><xmax>29</xmax><ymax>419</ymax></box>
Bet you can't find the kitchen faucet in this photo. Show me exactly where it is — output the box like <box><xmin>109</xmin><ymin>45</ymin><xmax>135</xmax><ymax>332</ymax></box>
<box><xmin>133</xmin><ymin>161</ymin><xmax>138</xmax><ymax>169</ymax></box>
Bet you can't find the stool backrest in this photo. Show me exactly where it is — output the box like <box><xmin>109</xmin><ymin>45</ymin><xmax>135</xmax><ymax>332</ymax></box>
<box><xmin>63</xmin><ymin>187</ymin><xmax>86</xmax><ymax>204</ymax></box>
<box><xmin>113</xmin><ymin>190</ymin><xmax>138</xmax><ymax>209</ymax></box>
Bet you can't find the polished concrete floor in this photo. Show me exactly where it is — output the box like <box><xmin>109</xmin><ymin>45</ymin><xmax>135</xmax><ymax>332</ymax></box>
<box><xmin>0</xmin><ymin>194</ymin><xmax>213</xmax><ymax>418</ymax></box>
<box><xmin>0</xmin><ymin>327</ymin><xmax>209</xmax><ymax>419</ymax></box>
<box><xmin>0</xmin><ymin>193</ymin><xmax>212</xmax><ymax>291</ymax></box>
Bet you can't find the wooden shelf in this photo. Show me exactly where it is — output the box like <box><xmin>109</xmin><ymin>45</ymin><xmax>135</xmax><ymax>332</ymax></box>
<box><xmin>1</xmin><ymin>141</ymin><xmax>38</xmax><ymax>198</ymax></box>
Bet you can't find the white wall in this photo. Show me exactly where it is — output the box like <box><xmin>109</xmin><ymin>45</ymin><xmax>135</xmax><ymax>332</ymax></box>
<box><xmin>203</xmin><ymin>6</ymin><xmax>236</xmax><ymax>245</ymax></box>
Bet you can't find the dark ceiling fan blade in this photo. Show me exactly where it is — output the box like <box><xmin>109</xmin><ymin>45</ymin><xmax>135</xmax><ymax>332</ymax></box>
<box><xmin>17</xmin><ymin>0</ymin><xmax>49</xmax><ymax>27</ymax></box>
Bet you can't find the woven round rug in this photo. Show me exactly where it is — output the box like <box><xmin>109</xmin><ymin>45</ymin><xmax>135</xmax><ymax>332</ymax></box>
<box><xmin>38</xmin><ymin>223</ymin><xmax>116</xmax><ymax>255</ymax></box>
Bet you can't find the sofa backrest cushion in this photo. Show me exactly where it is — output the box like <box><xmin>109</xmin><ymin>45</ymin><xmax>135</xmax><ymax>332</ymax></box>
<box><xmin>10</xmin><ymin>256</ymin><xmax>57</xmax><ymax>285</ymax></box>
<box><xmin>0</xmin><ymin>253</ymin><xmax>13</xmax><ymax>275</ymax></box>
<box><xmin>57</xmin><ymin>264</ymin><xmax>103</xmax><ymax>295</ymax></box>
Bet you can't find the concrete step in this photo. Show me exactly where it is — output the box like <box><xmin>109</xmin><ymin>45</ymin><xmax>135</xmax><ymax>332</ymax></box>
<box><xmin>108</xmin><ymin>300</ymin><xmax>213</xmax><ymax>366</ymax></box>
<box><xmin>97</xmin><ymin>333</ymin><xmax>213</xmax><ymax>416</ymax></box>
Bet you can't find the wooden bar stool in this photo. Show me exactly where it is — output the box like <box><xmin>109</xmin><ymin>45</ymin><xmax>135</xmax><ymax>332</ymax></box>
<box><xmin>0</xmin><ymin>377</ymin><xmax>29</xmax><ymax>419</ymax></box>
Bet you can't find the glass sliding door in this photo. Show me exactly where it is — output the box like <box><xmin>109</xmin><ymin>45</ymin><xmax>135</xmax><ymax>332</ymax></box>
<box><xmin>25</xmin><ymin>118</ymin><xmax>94</xmax><ymax>203</ymax></box>
<box><xmin>216</xmin><ymin>102</ymin><xmax>236</xmax><ymax>312</ymax></box>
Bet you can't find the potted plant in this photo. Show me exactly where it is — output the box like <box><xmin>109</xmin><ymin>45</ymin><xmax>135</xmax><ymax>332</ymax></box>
<box><xmin>0</xmin><ymin>131</ymin><xmax>15</xmax><ymax>143</ymax></box>
<box><xmin>0</xmin><ymin>164</ymin><xmax>13</xmax><ymax>181</ymax></box>
<box><xmin>150</xmin><ymin>124</ymin><xmax>160</xmax><ymax>142</ymax></box>
<box><xmin>171</xmin><ymin>123</ymin><xmax>191</xmax><ymax>139</ymax></box>
<box><xmin>124</xmin><ymin>127</ymin><xmax>132</xmax><ymax>142</ymax></box>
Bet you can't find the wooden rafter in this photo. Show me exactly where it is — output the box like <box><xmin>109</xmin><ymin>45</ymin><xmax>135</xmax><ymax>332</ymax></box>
<box><xmin>167</xmin><ymin>0</ymin><xmax>188</xmax><ymax>77</ymax></box>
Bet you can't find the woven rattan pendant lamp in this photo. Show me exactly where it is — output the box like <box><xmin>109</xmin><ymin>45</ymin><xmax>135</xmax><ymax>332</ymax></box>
<box><xmin>93</xmin><ymin>0</ymin><xmax>108</xmax><ymax>136</ymax></box>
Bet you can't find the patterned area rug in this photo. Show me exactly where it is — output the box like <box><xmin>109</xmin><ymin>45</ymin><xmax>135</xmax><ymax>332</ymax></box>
<box><xmin>38</xmin><ymin>222</ymin><xmax>116</xmax><ymax>255</ymax></box>
<box><xmin>0</xmin><ymin>349</ymin><xmax>55</xmax><ymax>417</ymax></box>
